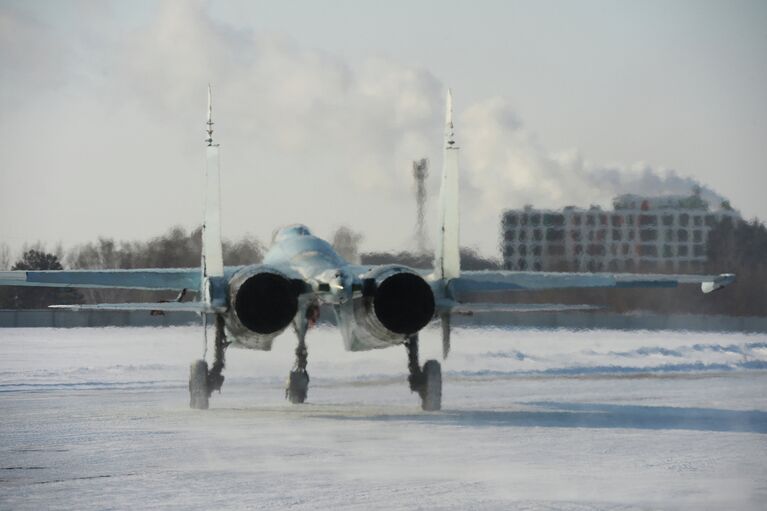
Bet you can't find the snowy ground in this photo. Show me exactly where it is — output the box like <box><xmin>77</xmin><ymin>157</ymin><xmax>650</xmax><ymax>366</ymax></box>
<box><xmin>1</xmin><ymin>326</ymin><xmax>766</xmax><ymax>510</ymax></box>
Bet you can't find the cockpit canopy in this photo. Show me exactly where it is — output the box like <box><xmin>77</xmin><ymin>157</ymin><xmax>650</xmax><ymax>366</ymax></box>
<box><xmin>272</xmin><ymin>224</ymin><xmax>313</xmax><ymax>245</ymax></box>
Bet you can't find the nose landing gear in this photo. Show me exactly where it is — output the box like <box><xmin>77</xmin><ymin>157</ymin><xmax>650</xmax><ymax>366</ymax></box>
<box><xmin>285</xmin><ymin>302</ymin><xmax>318</xmax><ymax>404</ymax></box>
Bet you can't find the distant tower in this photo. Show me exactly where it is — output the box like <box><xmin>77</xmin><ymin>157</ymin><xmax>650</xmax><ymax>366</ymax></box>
<box><xmin>413</xmin><ymin>158</ymin><xmax>430</xmax><ymax>254</ymax></box>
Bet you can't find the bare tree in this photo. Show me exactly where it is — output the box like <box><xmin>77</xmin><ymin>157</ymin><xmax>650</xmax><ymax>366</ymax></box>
<box><xmin>332</xmin><ymin>226</ymin><xmax>363</xmax><ymax>264</ymax></box>
<box><xmin>0</xmin><ymin>243</ymin><xmax>11</xmax><ymax>271</ymax></box>
<box><xmin>0</xmin><ymin>249</ymin><xmax>81</xmax><ymax>308</ymax></box>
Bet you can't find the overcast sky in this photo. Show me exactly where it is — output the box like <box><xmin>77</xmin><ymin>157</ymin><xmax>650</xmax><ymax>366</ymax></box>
<box><xmin>1</xmin><ymin>0</ymin><xmax>765</xmax><ymax>258</ymax></box>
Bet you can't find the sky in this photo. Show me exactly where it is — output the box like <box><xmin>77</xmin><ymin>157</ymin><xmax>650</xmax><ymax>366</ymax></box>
<box><xmin>0</xmin><ymin>0</ymin><xmax>765</xmax><ymax>258</ymax></box>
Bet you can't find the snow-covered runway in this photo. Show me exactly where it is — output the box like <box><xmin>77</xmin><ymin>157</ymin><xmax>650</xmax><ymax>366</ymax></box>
<box><xmin>1</xmin><ymin>326</ymin><xmax>766</xmax><ymax>510</ymax></box>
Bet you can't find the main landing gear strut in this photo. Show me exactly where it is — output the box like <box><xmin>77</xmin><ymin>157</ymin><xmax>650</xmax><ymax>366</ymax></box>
<box><xmin>189</xmin><ymin>314</ymin><xmax>230</xmax><ymax>410</ymax></box>
<box><xmin>405</xmin><ymin>334</ymin><xmax>442</xmax><ymax>411</ymax></box>
<box><xmin>285</xmin><ymin>303</ymin><xmax>319</xmax><ymax>404</ymax></box>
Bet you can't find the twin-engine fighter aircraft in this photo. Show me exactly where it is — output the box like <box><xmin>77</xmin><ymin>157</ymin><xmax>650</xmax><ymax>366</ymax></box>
<box><xmin>0</xmin><ymin>88</ymin><xmax>735</xmax><ymax>411</ymax></box>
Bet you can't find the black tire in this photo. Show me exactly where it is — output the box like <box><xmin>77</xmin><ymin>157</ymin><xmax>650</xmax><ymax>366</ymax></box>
<box><xmin>421</xmin><ymin>360</ymin><xmax>442</xmax><ymax>411</ymax></box>
<box><xmin>189</xmin><ymin>360</ymin><xmax>209</xmax><ymax>410</ymax></box>
<box><xmin>286</xmin><ymin>370</ymin><xmax>309</xmax><ymax>404</ymax></box>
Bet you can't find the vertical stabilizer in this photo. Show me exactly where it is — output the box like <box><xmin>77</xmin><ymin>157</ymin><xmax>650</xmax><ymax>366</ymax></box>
<box><xmin>435</xmin><ymin>89</ymin><xmax>461</xmax><ymax>281</ymax></box>
<box><xmin>202</xmin><ymin>85</ymin><xmax>224</xmax><ymax>280</ymax></box>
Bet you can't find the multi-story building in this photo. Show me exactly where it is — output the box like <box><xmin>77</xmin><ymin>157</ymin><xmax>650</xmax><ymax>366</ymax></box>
<box><xmin>501</xmin><ymin>192</ymin><xmax>739</xmax><ymax>273</ymax></box>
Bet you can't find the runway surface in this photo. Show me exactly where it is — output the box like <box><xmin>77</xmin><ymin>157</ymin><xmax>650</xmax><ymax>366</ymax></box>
<box><xmin>1</xmin><ymin>326</ymin><xmax>766</xmax><ymax>510</ymax></box>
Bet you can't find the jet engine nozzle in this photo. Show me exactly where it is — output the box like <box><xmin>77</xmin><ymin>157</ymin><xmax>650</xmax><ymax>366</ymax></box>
<box><xmin>373</xmin><ymin>272</ymin><xmax>435</xmax><ymax>334</ymax></box>
<box><xmin>227</xmin><ymin>266</ymin><xmax>300</xmax><ymax>336</ymax></box>
<box><xmin>355</xmin><ymin>266</ymin><xmax>435</xmax><ymax>341</ymax></box>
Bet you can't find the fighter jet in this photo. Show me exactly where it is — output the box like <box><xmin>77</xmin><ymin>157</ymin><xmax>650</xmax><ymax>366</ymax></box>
<box><xmin>0</xmin><ymin>87</ymin><xmax>735</xmax><ymax>411</ymax></box>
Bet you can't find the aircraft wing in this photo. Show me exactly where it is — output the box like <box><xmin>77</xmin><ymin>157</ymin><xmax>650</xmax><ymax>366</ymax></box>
<box><xmin>0</xmin><ymin>269</ymin><xmax>202</xmax><ymax>291</ymax></box>
<box><xmin>439</xmin><ymin>302</ymin><xmax>602</xmax><ymax>315</ymax></box>
<box><xmin>49</xmin><ymin>302</ymin><xmax>226</xmax><ymax>313</ymax></box>
<box><xmin>447</xmin><ymin>271</ymin><xmax>736</xmax><ymax>300</ymax></box>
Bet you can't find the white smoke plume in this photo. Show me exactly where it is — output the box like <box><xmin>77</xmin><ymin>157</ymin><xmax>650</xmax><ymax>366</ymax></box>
<box><xmin>0</xmin><ymin>1</ymin><xmax>729</xmax><ymax>257</ymax></box>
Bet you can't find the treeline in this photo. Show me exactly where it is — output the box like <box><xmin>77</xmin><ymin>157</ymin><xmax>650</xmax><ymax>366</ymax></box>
<box><xmin>1</xmin><ymin>219</ymin><xmax>765</xmax><ymax>316</ymax></box>
<box><xmin>360</xmin><ymin>248</ymin><xmax>500</xmax><ymax>270</ymax></box>
<box><xmin>0</xmin><ymin>227</ymin><xmax>263</xmax><ymax>307</ymax></box>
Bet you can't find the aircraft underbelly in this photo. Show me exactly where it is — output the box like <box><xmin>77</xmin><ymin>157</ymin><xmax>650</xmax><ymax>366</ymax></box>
<box><xmin>333</xmin><ymin>304</ymin><xmax>402</xmax><ymax>352</ymax></box>
<box><xmin>229</xmin><ymin>333</ymin><xmax>277</xmax><ymax>351</ymax></box>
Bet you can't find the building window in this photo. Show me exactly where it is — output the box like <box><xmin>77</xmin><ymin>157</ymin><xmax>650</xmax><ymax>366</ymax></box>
<box><xmin>663</xmin><ymin>245</ymin><xmax>673</xmax><ymax>257</ymax></box>
<box><xmin>531</xmin><ymin>214</ymin><xmax>541</xmax><ymax>226</ymax></box>
<box><xmin>693</xmin><ymin>230</ymin><xmax>702</xmax><ymax>243</ymax></box>
<box><xmin>571</xmin><ymin>230</ymin><xmax>581</xmax><ymax>241</ymax></box>
<box><xmin>639</xmin><ymin>260</ymin><xmax>658</xmax><ymax>271</ymax></box>
<box><xmin>628</xmin><ymin>230</ymin><xmax>635</xmax><ymax>241</ymax></box>
<box><xmin>678</xmin><ymin>245</ymin><xmax>688</xmax><ymax>257</ymax></box>
<box><xmin>572</xmin><ymin>214</ymin><xmax>582</xmax><ymax>226</ymax></box>
<box><xmin>705</xmin><ymin>215</ymin><xmax>716</xmax><ymax>227</ymax></box>
<box><xmin>543</xmin><ymin>213</ymin><xmax>565</xmax><ymax>226</ymax></box>
<box><xmin>533</xmin><ymin>229</ymin><xmax>543</xmax><ymax>241</ymax></box>
<box><xmin>519</xmin><ymin>245</ymin><xmax>527</xmax><ymax>256</ymax></box>
<box><xmin>599</xmin><ymin>214</ymin><xmax>607</xmax><ymax>226</ymax></box>
<box><xmin>640</xmin><ymin>229</ymin><xmax>657</xmax><ymax>242</ymax></box>
<box><xmin>679</xmin><ymin>213</ymin><xmax>689</xmax><ymax>226</ymax></box>
<box><xmin>639</xmin><ymin>245</ymin><xmax>657</xmax><ymax>257</ymax></box>
<box><xmin>694</xmin><ymin>216</ymin><xmax>703</xmax><ymax>226</ymax></box>
<box><xmin>665</xmin><ymin>229</ymin><xmax>673</xmax><ymax>241</ymax></box>
<box><xmin>622</xmin><ymin>243</ymin><xmax>630</xmax><ymax>255</ymax></box>
<box><xmin>693</xmin><ymin>244</ymin><xmax>705</xmax><ymax>257</ymax></box>
<box><xmin>532</xmin><ymin>245</ymin><xmax>542</xmax><ymax>256</ymax></box>
<box><xmin>662</xmin><ymin>215</ymin><xmax>674</xmax><ymax>226</ymax></box>
<box><xmin>504</xmin><ymin>230</ymin><xmax>516</xmax><ymax>241</ymax></box>
<box><xmin>574</xmin><ymin>244</ymin><xmax>583</xmax><ymax>255</ymax></box>
<box><xmin>612</xmin><ymin>229</ymin><xmax>622</xmax><ymax>241</ymax></box>
<box><xmin>639</xmin><ymin>214</ymin><xmax>657</xmax><ymax>226</ymax></box>
<box><xmin>611</xmin><ymin>215</ymin><xmax>623</xmax><ymax>226</ymax></box>
<box><xmin>503</xmin><ymin>246</ymin><xmax>515</xmax><ymax>257</ymax></box>
<box><xmin>586</xmin><ymin>215</ymin><xmax>596</xmax><ymax>226</ymax></box>
<box><xmin>548</xmin><ymin>245</ymin><xmax>565</xmax><ymax>256</ymax></box>
<box><xmin>547</xmin><ymin>229</ymin><xmax>565</xmax><ymax>241</ymax></box>
<box><xmin>518</xmin><ymin>258</ymin><xmax>527</xmax><ymax>270</ymax></box>
<box><xmin>506</xmin><ymin>214</ymin><xmax>518</xmax><ymax>227</ymax></box>
<box><xmin>587</xmin><ymin>244</ymin><xmax>605</xmax><ymax>256</ymax></box>
<box><xmin>533</xmin><ymin>262</ymin><xmax>542</xmax><ymax>271</ymax></box>
<box><xmin>520</xmin><ymin>214</ymin><xmax>528</xmax><ymax>226</ymax></box>
<box><xmin>677</xmin><ymin>229</ymin><xmax>688</xmax><ymax>242</ymax></box>
<box><xmin>519</xmin><ymin>230</ymin><xmax>527</xmax><ymax>241</ymax></box>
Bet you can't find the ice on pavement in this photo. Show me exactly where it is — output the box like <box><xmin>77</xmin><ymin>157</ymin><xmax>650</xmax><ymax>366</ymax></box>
<box><xmin>1</xmin><ymin>326</ymin><xmax>766</xmax><ymax>510</ymax></box>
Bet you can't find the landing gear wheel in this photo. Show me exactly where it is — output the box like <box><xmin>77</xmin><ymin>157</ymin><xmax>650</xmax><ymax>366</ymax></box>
<box><xmin>286</xmin><ymin>370</ymin><xmax>309</xmax><ymax>404</ymax></box>
<box><xmin>405</xmin><ymin>335</ymin><xmax>443</xmax><ymax>411</ymax></box>
<box><xmin>420</xmin><ymin>360</ymin><xmax>442</xmax><ymax>411</ymax></box>
<box><xmin>189</xmin><ymin>360</ymin><xmax>209</xmax><ymax>410</ymax></box>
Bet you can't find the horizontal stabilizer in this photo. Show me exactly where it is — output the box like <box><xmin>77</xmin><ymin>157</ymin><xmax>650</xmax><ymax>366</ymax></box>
<box><xmin>438</xmin><ymin>300</ymin><xmax>601</xmax><ymax>316</ymax></box>
<box><xmin>49</xmin><ymin>302</ymin><xmax>226</xmax><ymax>313</ymax></box>
<box><xmin>448</xmin><ymin>271</ymin><xmax>736</xmax><ymax>300</ymax></box>
<box><xmin>0</xmin><ymin>269</ymin><xmax>202</xmax><ymax>291</ymax></box>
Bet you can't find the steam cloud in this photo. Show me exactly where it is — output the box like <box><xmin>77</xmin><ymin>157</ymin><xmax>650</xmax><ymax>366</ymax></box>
<box><xmin>0</xmin><ymin>1</ymin><xmax>729</xmax><ymax>256</ymax></box>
